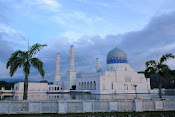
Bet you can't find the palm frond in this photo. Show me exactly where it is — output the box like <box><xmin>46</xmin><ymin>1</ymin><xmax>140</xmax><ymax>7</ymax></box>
<box><xmin>7</xmin><ymin>51</ymin><xmax>26</xmax><ymax>68</ymax></box>
<box><xmin>9</xmin><ymin>57</ymin><xmax>26</xmax><ymax>76</ymax></box>
<box><xmin>11</xmin><ymin>50</ymin><xmax>27</xmax><ymax>58</ymax></box>
<box><xmin>145</xmin><ymin>60</ymin><xmax>157</xmax><ymax>68</ymax></box>
<box><xmin>160</xmin><ymin>53</ymin><xmax>175</xmax><ymax>64</ymax></box>
<box><xmin>30</xmin><ymin>58</ymin><xmax>45</xmax><ymax>78</ymax></box>
<box><xmin>29</xmin><ymin>43</ymin><xmax>47</xmax><ymax>57</ymax></box>
<box><xmin>6</xmin><ymin>50</ymin><xmax>27</xmax><ymax>77</ymax></box>
<box><xmin>145</xmin><ymin>67</ymin><xmax>157</xmax><ymax>77</ymax></box>
<box><xmin>161</xmin><ymin>66</ymin><xmax>175</xmax><ymax>79</ymax></box>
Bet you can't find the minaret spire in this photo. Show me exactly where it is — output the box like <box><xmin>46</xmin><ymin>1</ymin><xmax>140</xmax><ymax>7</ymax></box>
<box><xmin>96</xmin><ymin>58</ymin><xmax>99</xmax><ymax>71</ymax></box>
<box><xmin>54</xmin><ymin>53</ymin><xmax>61</xmax><ymax>84</ymax></box>
<box><xmin>70</xmin><ymin>45</ymin><xmax>75</xmax><ymax>71</ymax></box>
<box><xmin>66</xmin><ymin>45</ymin><xmax>77</xmax><ymax>90</ymax></box>
<box><xmin>56</xmin><ymin>53</ymin><xmax>60</xmax><ymax>74</ymax></box>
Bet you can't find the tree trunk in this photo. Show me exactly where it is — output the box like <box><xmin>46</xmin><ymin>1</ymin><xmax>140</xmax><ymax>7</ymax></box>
<box><xmin>159</xmin><ymin>75</ymin><xmax>162</xmax><ymax>99</ymax></box>
<box><xmin>23</xmin><ymin>74</ymin><xmax>28</xmax><ymax>100</ymax></box>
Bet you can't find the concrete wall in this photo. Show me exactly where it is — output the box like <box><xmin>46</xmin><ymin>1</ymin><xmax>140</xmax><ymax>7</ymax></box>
<box><xmin>0</xmin><ymin>99</ymin><xmax>175</xmax><ymax>114</ymax></box>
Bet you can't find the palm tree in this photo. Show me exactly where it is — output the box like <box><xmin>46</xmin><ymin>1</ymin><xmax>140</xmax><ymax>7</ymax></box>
<box><xmin>145</xmin><ymin>53</ymin><xmax>175</xmax><ymax>99</ymax></box>
<box><xmin>6</xmin><ymin>43</ymin><xmax>47</xmax><ymax>100</ymax></box>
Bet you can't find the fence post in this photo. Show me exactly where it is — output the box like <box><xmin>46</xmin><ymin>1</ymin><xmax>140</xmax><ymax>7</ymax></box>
<box><xmin>92</xmin><ymin>100</ymin><xmax>94</xmax><ymax>112</ymax></box>
<box><xmin>133</xmin><ymin>99</ymin><xmax>142</xmax><ymax>112</ymax></box>
<box><xmin>39</xmin><ymin>101</ymin><xmax>42</xmax><ymax>113</ymax></box>
<box><xmin>8</xmin><ymin>101</ymin><xmax>11</xmax><ymax>114</ymax></box>
<box><xmin>155</xmin><ymin>100</ymin><xmax>163</xmax><ymax>110</ymax></box>
<box><xmin>108</xmin><ymin>101</ymin><xmax>110</xmax><ymax>112</ymax></box>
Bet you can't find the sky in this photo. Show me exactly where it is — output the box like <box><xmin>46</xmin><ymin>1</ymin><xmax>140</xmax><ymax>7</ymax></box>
<box><xmin>0</xmin><ymin>0</ymin><xmax>175</xmax><ymax>82</ymax></box>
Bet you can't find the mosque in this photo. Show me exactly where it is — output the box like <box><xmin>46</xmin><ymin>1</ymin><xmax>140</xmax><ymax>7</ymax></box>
<box><xmin>53</xmin><ymin>45</ymin><xmax>151</xmax><ymax>94</ymax></box>
<box><xmin>14</xmin><ymin>45</ymin><xmax>150</xmax><ymax>94</ymax></box>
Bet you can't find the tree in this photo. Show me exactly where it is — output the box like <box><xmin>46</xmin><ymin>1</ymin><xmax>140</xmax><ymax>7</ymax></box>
<box><xmin>6</xmin><ymin>43</ymin><xmax>47</xmax><ymax>100</ymax></box>
<box><xmin>145</xmin><ymin>53</ymin><xmax>175</xmax><ymax>99</ymax></box>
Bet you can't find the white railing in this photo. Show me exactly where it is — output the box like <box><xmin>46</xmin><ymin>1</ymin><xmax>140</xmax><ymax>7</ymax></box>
<box><xmin>0</xmin><ymin>99</ymin><xmax>175</xmax><ymax>114</ymax></box>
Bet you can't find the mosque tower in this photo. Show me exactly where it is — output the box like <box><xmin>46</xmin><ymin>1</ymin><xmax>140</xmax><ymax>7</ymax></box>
<box><xmin>54</xmin><ymin>53</ymin><xmax>61</xmax><ymax>85</ymax></box>
<box><xmin>96</xmin><ymin>58</ymin><xmax>99</xmax><ymax>71</ymax></box>
<box><xmin>67</xmin><ymin>45</ymin><xmax>77</xmax><ymax>90</ymax></box>
<box><xmin>70</xmin><ymin>45</ymin><xmax>75</xmax><ymax>71</ymax></box>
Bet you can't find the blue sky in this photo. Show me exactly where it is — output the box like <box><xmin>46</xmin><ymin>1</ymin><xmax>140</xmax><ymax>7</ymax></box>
<box><xmin>1</xmin><ymin>0</ymin><xmax>175</xmax><ymax>81</ymax></box>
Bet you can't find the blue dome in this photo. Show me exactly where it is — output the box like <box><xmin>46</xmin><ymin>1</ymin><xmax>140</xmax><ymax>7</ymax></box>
<box><xmin>97</xmin><ymin>68</ymin><xmax>102</xmax><ymax>72</ymax></box>
<box><xmin>107</xmin><ymin>47</ymin><xmax>127</xmax><ymax>64</ymax></box>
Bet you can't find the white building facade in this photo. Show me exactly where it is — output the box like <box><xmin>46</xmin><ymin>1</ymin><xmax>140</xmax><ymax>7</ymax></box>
<box><xmin>14</xmin><ymin>82</ymin><xmax>62</xmax><ymax>94</ymax></box>
<box><xmin>55</xmin><ymin>45</ymin><xmax>151</xmax><ymax>94</ymax></box>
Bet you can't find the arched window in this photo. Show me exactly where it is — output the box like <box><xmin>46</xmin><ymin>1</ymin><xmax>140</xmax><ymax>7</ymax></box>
<box><xmin>87</xmin><ymin>82</ymin><xmax>89</xmax><ymax>90</ymax></box>
<box><xmin>82</xmin><ymin>82</ymin><xmax>83</xmax><ymax>90</ymax></box>
<box><xmin>84</xmin><ymin>82</ymin><xmax>86</xmax><ymax>90</ymax></box>
<box><xmin>79</xmin><ymin>82</ymin><xmax>81</xmax><ymax>90</ymax></box>
<box><xmin>57</xmin><ymin>87</ymin><xmax>59</xmax><ymax>90</ymax></box>
<box><xmin>90</xmin><ymin>82</ymin><xmax>92</xmax><ymax>90</ymax></box>
<box><xmin>125</xmin><ymin>67</ymin><xmax>127</xmax><ymax>71</ymax></box>
<box><xmin>94</xmin><ymin>81</ymin><xmax>96</xmax><ymax>90</ymax></box>
<box><xmin>55</xmin><ymin>87</ymin><xmax>57</xmax><ymax>90</ymax></box>
<box><xmin>112</xmin><ymin>82</ymin><xmax>113</xmax><ymax>90</ymax></box>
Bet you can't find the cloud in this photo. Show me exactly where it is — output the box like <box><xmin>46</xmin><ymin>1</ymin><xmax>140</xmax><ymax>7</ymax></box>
<box><xmin>1</xmin><ymin>0</ymin><xmax>175</xmax><ymax>83</ymax></box>
<box><xmin>0</xmin><ymin>1</ymin><xmax>25</xmax><ymax>41</ymax></box>
<box><xmin>0</xmin><ymin>24</ymin><xmax>25</xmax><ymax>41</ymax></box>
<box><xmin>35</xmin><ymin>11</ymin><xmax>175</xmax><ymax>82</ymax></box>
<box><xmin>119</xmin><ymin>11</ymin><xmax>175</xmax><ymax>69</ymax></box>
<box><xmin>49</xmin><ymin>10</ymin><xmax>103</xmax><ymax>40</ymax></box>
<box><xmin>34</xmin><ymin>0</ymin><xmax>62</xmax><ymax>12</ymax></box>
<box><xmin>51</xmin><ymin>10</ymin><xmax>103</xmax><ymax>25</ymax></box>
<box><xmin>0</xmin><ymin>1</ymin><xmax>25</xmax><ymax>79</ymax></box>
<box><xmin>16</xmin><ymin>0</ymin><xmax>62</xmax><ymax>12</ymax></box>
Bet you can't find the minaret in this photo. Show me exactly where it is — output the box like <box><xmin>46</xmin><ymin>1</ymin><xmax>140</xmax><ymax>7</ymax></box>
<box><xmin>66</xmin><ymin>45</ymin><xmax>77</xmax><ymax>90</ymax></box>
<box><xmin>56</xmin><ymin>53</ymin><xmax>60</xmax><ymax>75</ymax></box>
<box><xmin>70</xmin><ymin>45</ymin><xmax>75</xmax><ymax>71</ymax></box>
<box><xmin>96</xmin><ymin>58</ymin><xmax>99</xmax><ymax>71</ymax></box>
<box><xmin>54</xmin><ymin>53</ymin><xmax>61</xmax><ymax>84</ymax></box>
